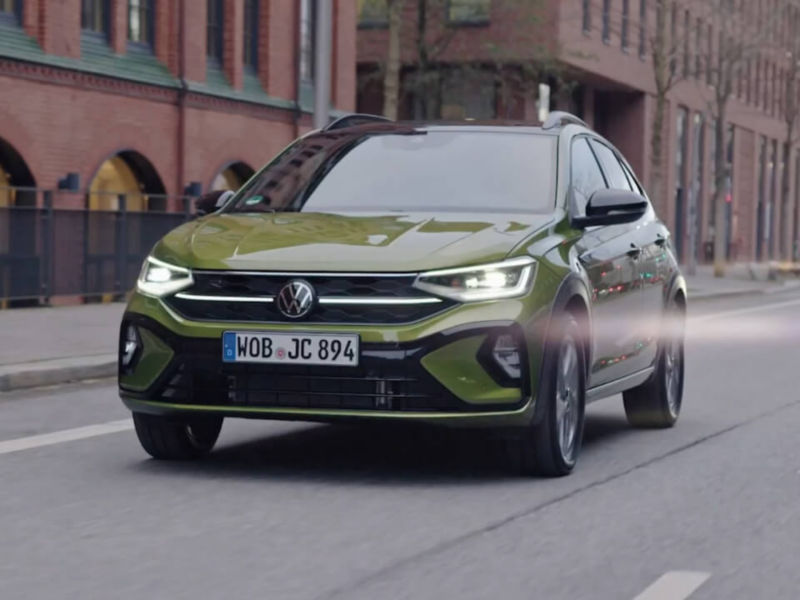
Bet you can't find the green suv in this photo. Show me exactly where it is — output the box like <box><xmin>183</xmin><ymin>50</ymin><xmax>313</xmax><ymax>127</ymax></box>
<box><xmin>119</xmin><ymin>112</ymin><xmax>686</xmax><ymax>476</ymax></box>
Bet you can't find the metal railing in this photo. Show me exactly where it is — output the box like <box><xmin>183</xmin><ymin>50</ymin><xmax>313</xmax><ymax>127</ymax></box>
<box><xmin>0</xmin><ymin>188</ymin><xmax>195</xmax><ymax>306</ymax></box>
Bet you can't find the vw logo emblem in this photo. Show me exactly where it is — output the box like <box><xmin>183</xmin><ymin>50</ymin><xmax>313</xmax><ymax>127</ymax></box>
<box><xmin>276</xmin><ymin>280</ymin><xmax>315</xmax><ymax>319</ymax></box>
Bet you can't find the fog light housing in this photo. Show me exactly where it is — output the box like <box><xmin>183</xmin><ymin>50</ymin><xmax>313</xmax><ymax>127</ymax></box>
<box><xmin>121</xmin><ymin>324</ymin><xmax>141</xmax><ymax>371</ymax></box>
<box><xmin>478</xmin><ymin>329</ymin><xmax>526</xmax><ymax>388</ymax></box>
<box><xmin>492</xmin><ymin>334</ymin><xmax>522</xmax><ymax>379</ymax></box>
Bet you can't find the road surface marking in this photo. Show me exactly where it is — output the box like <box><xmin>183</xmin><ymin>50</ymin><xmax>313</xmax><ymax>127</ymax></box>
<box><xmin>694</xmin><ymin>297</ymin><xmax>800</xmax><ymax>322</ymax></box>
<box><xmin>633</xmin><ymin>571</ymin><xmax>711</xmax><ymax>600</ymax></box>
<box><xmin>0</xmin><ymin>419</ymin><xmax>133</xmax><ymax>456</ymax></box>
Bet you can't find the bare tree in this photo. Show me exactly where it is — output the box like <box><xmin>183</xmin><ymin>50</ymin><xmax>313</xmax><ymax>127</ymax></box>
<box><xmin>645</xmin><ymin>0</ymin><xmax>700</xmax><ymax>272</ymax></box>
<box><xmin>780</xmin><ymin>2</ymin><xmax>800</xmax><ymax>262</ymax></box>
<box><xmin>382</xmin><ymin>0</ymin><xmax>405</xmax><ymax>119</ymax></box>
<box><xmin>362</xmin><ymin>0</ymin><xmax>575</xmax><ymax>122</ymax></box>
<box><xmin>698</xmin><ymin>0</ymin><xmax>787</xmax><ymax>276</ymax></box>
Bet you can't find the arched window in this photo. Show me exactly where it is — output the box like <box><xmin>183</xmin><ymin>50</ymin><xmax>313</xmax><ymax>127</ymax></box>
<box><xmin>211</xmin><ymin>162</ymin><xmax>255</xmax><ymax>192</ymax></box>
<box><xmin>0</xmin><ymin>161</ymin><xmax>13</xmax><ymax>208</ymax></box>
<box><xmin>0</xmin><ymin>136</ymin><xmax>36</xmax><ymax>208</ymax></box>
<box><xmin>87</xmin><ymin>151</ymin><xmax>165</xmax><ymax>211</ymax></box>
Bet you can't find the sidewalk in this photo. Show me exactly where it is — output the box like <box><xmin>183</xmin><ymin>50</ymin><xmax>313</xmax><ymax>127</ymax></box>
<box><xmin>0</xmin><ymin>303</ymin><xmax>124</xmax><ymax>392</ymax></box>
<box><xmin>684</xmin><ymin>262</ymin><xmax>800</xmax><ymax>299</ymax></box>
<box><xmin>0</xmin><ymin>265</ymin><xmax>797</xmax><ymax>393</ymax></box>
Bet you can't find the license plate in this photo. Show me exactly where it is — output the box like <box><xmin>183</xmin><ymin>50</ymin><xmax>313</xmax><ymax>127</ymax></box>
<box><xmin>222</xmin><ymin>331</ymin><xmax>359</xmax><ymax>366</ymax></box>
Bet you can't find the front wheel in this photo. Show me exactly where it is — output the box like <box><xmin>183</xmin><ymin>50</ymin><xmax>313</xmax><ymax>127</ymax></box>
<box><xmin>132</xmin><ymin>413</ymin><xmax>223</xmax><ymax>460</ymax></box>
<box><xmin>623</xmin><ymin>301</ymin><xmax>685</xmax><ymax>428</ymax></box>
<box><xmin>506</xmin><ymin>314</ymin><xmax>586</xmax><ymax>477</ymax></box>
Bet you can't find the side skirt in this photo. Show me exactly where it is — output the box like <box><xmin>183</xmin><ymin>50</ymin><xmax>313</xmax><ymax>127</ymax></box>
<box><xmin>586</xmin><ymin>367</ymin><xmax>655</xmax><ymax>403</ymax></box>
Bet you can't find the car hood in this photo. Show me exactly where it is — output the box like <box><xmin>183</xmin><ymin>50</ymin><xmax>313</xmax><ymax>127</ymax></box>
<box><xmin>152</xmin><ymin>211</ymin><xmax>553</xmax><ymax>272</ymax></box>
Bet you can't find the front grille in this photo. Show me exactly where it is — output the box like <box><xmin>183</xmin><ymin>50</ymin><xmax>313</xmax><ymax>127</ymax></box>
<box><xmin>164</xmin><ymin>271</ymin><xmax>457</xmax><ymax>325</ymax></box>
<box><xmin>188</xmin><ymin>272</ymin><xmax>430</xmax><ymax>298</ymax></box>
<box><xmin>155</xmin><ymin>350</ymin><xmax>463</xmax><ymax>412</ymax></box>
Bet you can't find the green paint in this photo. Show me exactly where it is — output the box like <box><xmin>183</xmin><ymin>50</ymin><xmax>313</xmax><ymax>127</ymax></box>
<box><xmin>119</xmin><ymin>328</ymin><xmax>174</xmax><ymax>392</ymax></box>
<box><xmin>150</xmin><ymin>211</ymin><xmax>552</xmax><ymax>273</ymax></box>
<box><xmin>421</xmin><ymin>336</ymin><xmax>522</xmax><ymax>405</ymax></box>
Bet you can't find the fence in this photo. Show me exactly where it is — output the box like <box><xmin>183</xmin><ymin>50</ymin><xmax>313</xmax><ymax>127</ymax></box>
<box><xmin>0</xmin><ymin>188</ymin><xmax>195</xmax><ymax>306</ymax></box>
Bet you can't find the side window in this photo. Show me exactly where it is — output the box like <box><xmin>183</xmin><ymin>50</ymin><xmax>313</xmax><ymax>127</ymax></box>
<box><xmin>589</xmin><ymin>140</ymin><xmax>633</xmax><ymax>191</ymax></box>
<box><xmin>620</xmin><ymin>160</ymin><xmax>644</xmax><ymax>196</ymax></box>
<box><xmin>571</xmin><ymin>138</ymin><xmax>607</xmax><ymax>216</ymax></box>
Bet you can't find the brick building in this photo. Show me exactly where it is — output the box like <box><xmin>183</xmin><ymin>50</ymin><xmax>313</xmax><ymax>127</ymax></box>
<box><xmin>0</xmin><ymin>0</ymin><xmax>357</xmax><ymax>211</ymax></box>
<box><xmin>356</xmin><ymin>0</ymin><xmax>800</xmax><ymax>264</ymax></box>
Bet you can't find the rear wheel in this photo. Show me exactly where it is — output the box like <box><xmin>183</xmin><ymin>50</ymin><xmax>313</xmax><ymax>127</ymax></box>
<box><xmin>507</xmin><ymin>314</ymin><xmax>586</xmax><ymax>477</ymax></box>
<box><xmin>132</xmin><ymin>413</ymin><xmax>223</xmax><ymax>460</ymax></box>
<box><xmin>623</xmin><ymin>300</ymin><xmax>685</xmax><ymax>428</ymax></box>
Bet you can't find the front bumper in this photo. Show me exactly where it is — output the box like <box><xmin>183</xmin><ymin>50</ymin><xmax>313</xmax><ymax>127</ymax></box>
<box><xmin>118</xmin><ymin>288</ymin><xmax>555</xmax><ymax>428</ymax></box>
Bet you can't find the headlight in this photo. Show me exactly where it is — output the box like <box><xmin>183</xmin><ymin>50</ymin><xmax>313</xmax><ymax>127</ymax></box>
<box><xmin>137</xmin><ymin>256</ymin><xmax>193</xmax><ymax>298</ymax></box>
<box><xmin>413</xmin><ymin>257</ymin><xmax>536</xmax><ymax>302</ymax></box>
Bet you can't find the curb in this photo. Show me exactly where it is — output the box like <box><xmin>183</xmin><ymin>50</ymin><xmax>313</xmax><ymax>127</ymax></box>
<box><xmin>0</xmin><ymin>354</ymin><xmax>117</xmax><ymax>393</ymax></box>
<box><xmin>687</xmin><ymin>281</ymin><xmax>800</xmax><ymax>303</ymax></box>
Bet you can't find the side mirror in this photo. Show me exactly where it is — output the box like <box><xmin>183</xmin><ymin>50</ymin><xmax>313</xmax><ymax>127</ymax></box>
<box><xmin>572</xmin><ymin>189</ymin><xmax>647</xmax><ymax>229</ymax></box>
<box><xmin>195</xmin><ymin>190</ymin><xmax>235</xmax><ymax>217</ymax></box>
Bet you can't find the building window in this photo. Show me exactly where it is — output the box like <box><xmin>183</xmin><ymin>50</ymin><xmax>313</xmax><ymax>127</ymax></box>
<box><xmin>682</xmin><ymin>10</ymin><xmax>690</xmax><ymax>78</ymax></box>
<box><xmin>689</xmin><ymin>113</ymin><xmax>704</xmax><ymax>264</ymax></box>
<box><xmin>583</xmin><ymin>0</ymin><xmax>590</xmax><ymax>33</ymax></box>
<box><xmin>674</xmin><ymin>107</ymin><xmax>689</xmax><ymax>262</ymax></box>
<box><xmin>128</xmin><ymin>0</ymin><xmax>154</xmax><ymax>47</ymax></box>
<box><xmin>638</xmin><ymin>0</ymin><xmax>646</xmax><ymax>57</ymax></box>
<box><xmin>440</xmin><ymin>70</ymin><xmax>496</xmax><ymax>120</ymax></box>
<box><xmin>669</xmin><ymin>3</ymin><xmax>677</xmax><ymax>76</ymax></box>
<box><xmin>694</xmin><ymin>18</ymin><xmax>702</xmax><ymax>78</ymax></box>
<box><xmin>0</xmin><ymin>0</ymin><xmax>21</xmax><ymax>24</ymax></box>
<box><xmin>244</xmin><ymin>0</ymin><xmax>258</xmax><ymax>72</ymax></box>
<box><xmin>756</xmin><ymin>135</ymin><xmax>766</xmax><ymax>260</ymax></box>
<box><xmin>358</xmin><ymin>0</ymin><xmax>389</xmax><ymax>27</ymax></box>
<box><xmin>602</xmin><ymin>0</ymin><xmax>610</xmax><ymax>42</ymax></box>
<box><xmin>82</xmin><ymin>0</ymin><xmax>110</xmax><ymax>36</ymax></box>
<box><xmin>705</xmin><ymin>24</ymin><xmax>712</xmax><ymax>86</ymax></box>
<box><xmin>621</xmin><ymin>0</ymin><xmax>629</xmax><ymax>50</ymax></box>
<box><xmin>299</xmin><ymin>0</ymin><xmax>316</xmax><ymax>83</ymax></box>
<box><xmin>447</xmin><ymin>0</ymin><xmax>490</xmax><ymax>24</ymax></box>
<box><xmin>207</xmin><ymin>0</ymin><xmax>224</xmax><ymax>64</ymax></box>
<box><xmin>755</xmin><ymin>57</ymin><xmax>761</xmax><ymax>106</ymax></box>
<box><xmin>768</xmin><ymin>138</ymin><xmax>777</xmax><ymax>259</ymax></box>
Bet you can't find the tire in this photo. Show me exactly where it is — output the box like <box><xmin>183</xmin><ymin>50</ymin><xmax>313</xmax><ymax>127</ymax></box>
<box><xmin>507</xmin><ymin>313</ymin><xmax>586</xmax><ymax>477</ymax></box>
<box><xmin>132</xmin><ymin>413</ymin><xmax>223</xmax><ymax>460</ymax></box>
<box><xmin>623</xmin><ymin>301</ymin><xmax>685</xmax><ymax>428</ymax></box>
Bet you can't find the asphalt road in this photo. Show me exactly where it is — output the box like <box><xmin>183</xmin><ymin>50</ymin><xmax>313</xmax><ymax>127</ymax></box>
<box><xmin>2</xmin><ymin>290</ymin><xmax>800</xmax><ymax>600</ymax></box>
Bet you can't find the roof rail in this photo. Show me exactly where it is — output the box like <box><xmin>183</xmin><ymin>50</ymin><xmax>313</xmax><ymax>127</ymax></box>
<box><xmin>324</xmin><ymin>113</ymin><xmax>393</xmax><ymax>131</ymax></box>
<box><xmin>542</xmin><ymin>111</ymin><xmax>589</xmax><ymax>131</ymax></box>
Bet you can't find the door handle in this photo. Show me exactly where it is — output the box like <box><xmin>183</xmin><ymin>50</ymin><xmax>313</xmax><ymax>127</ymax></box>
<box><xmin>627</xmin><ymin>244</ymin><xmax>642</xmax><ymax>258</ymax></box>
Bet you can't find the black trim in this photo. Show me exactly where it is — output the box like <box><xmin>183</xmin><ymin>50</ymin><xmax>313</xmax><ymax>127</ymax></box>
<box><xmin>586</xmin><ymin>367</ymin><xmax>653</xmax><ymax>402</ymax></box>
<box><xmin>117</xmin><ymin>321</ymin><xmax>143</xmax><ymax>376</ymax></box>
<box><xmin>477</xmin><ymin>325</ymin><xmax>528</xmax><ymax>389</ymax></box>
<box><xmin>119</xmin><ymin>314</ymin><xmax>529</xmax><ymax>414</ymax></box>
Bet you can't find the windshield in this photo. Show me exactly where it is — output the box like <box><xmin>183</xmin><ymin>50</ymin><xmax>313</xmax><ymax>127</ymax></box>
<box><xmin>226</xmin><ymin>130</ymin><xmax>557</xmax><ymax>214</ymax></box>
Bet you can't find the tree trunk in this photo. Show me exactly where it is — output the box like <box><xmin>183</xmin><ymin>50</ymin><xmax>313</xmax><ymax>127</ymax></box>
<box><xmin>649</xmin><ymin>0</ymin><xmax>669</xmax><ymax>266</ymax></box>
<box><xmin>650</xmin><ymin>92</ymin><xmax>666</xmax><ymax>239</ymax></box>
<box><xmin>382</xmin><ymin>0</ymin><xmax>403</xmax><ymax>120</ymax></box>
<box><xmin>712</xmin><ymin>101</ymin><xmax>728</xmax><ymax>278</ymax></box>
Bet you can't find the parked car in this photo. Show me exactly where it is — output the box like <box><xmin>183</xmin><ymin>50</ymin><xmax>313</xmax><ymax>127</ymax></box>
<box><xmin>119</xmin><ymin>112</ymin><xmax>686</xmax><ymax>476</ymax></box>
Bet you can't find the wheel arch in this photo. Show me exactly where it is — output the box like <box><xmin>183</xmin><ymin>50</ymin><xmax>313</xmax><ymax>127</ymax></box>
<box><xmin>530</xmin><ymin>273</ymin><xmax>593</xmax><ymax>426</ymax></box>
<box><xmin>666</xmin><ymin>272</ymin><xmax>688</xmax><ymax>311</ymax></box>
